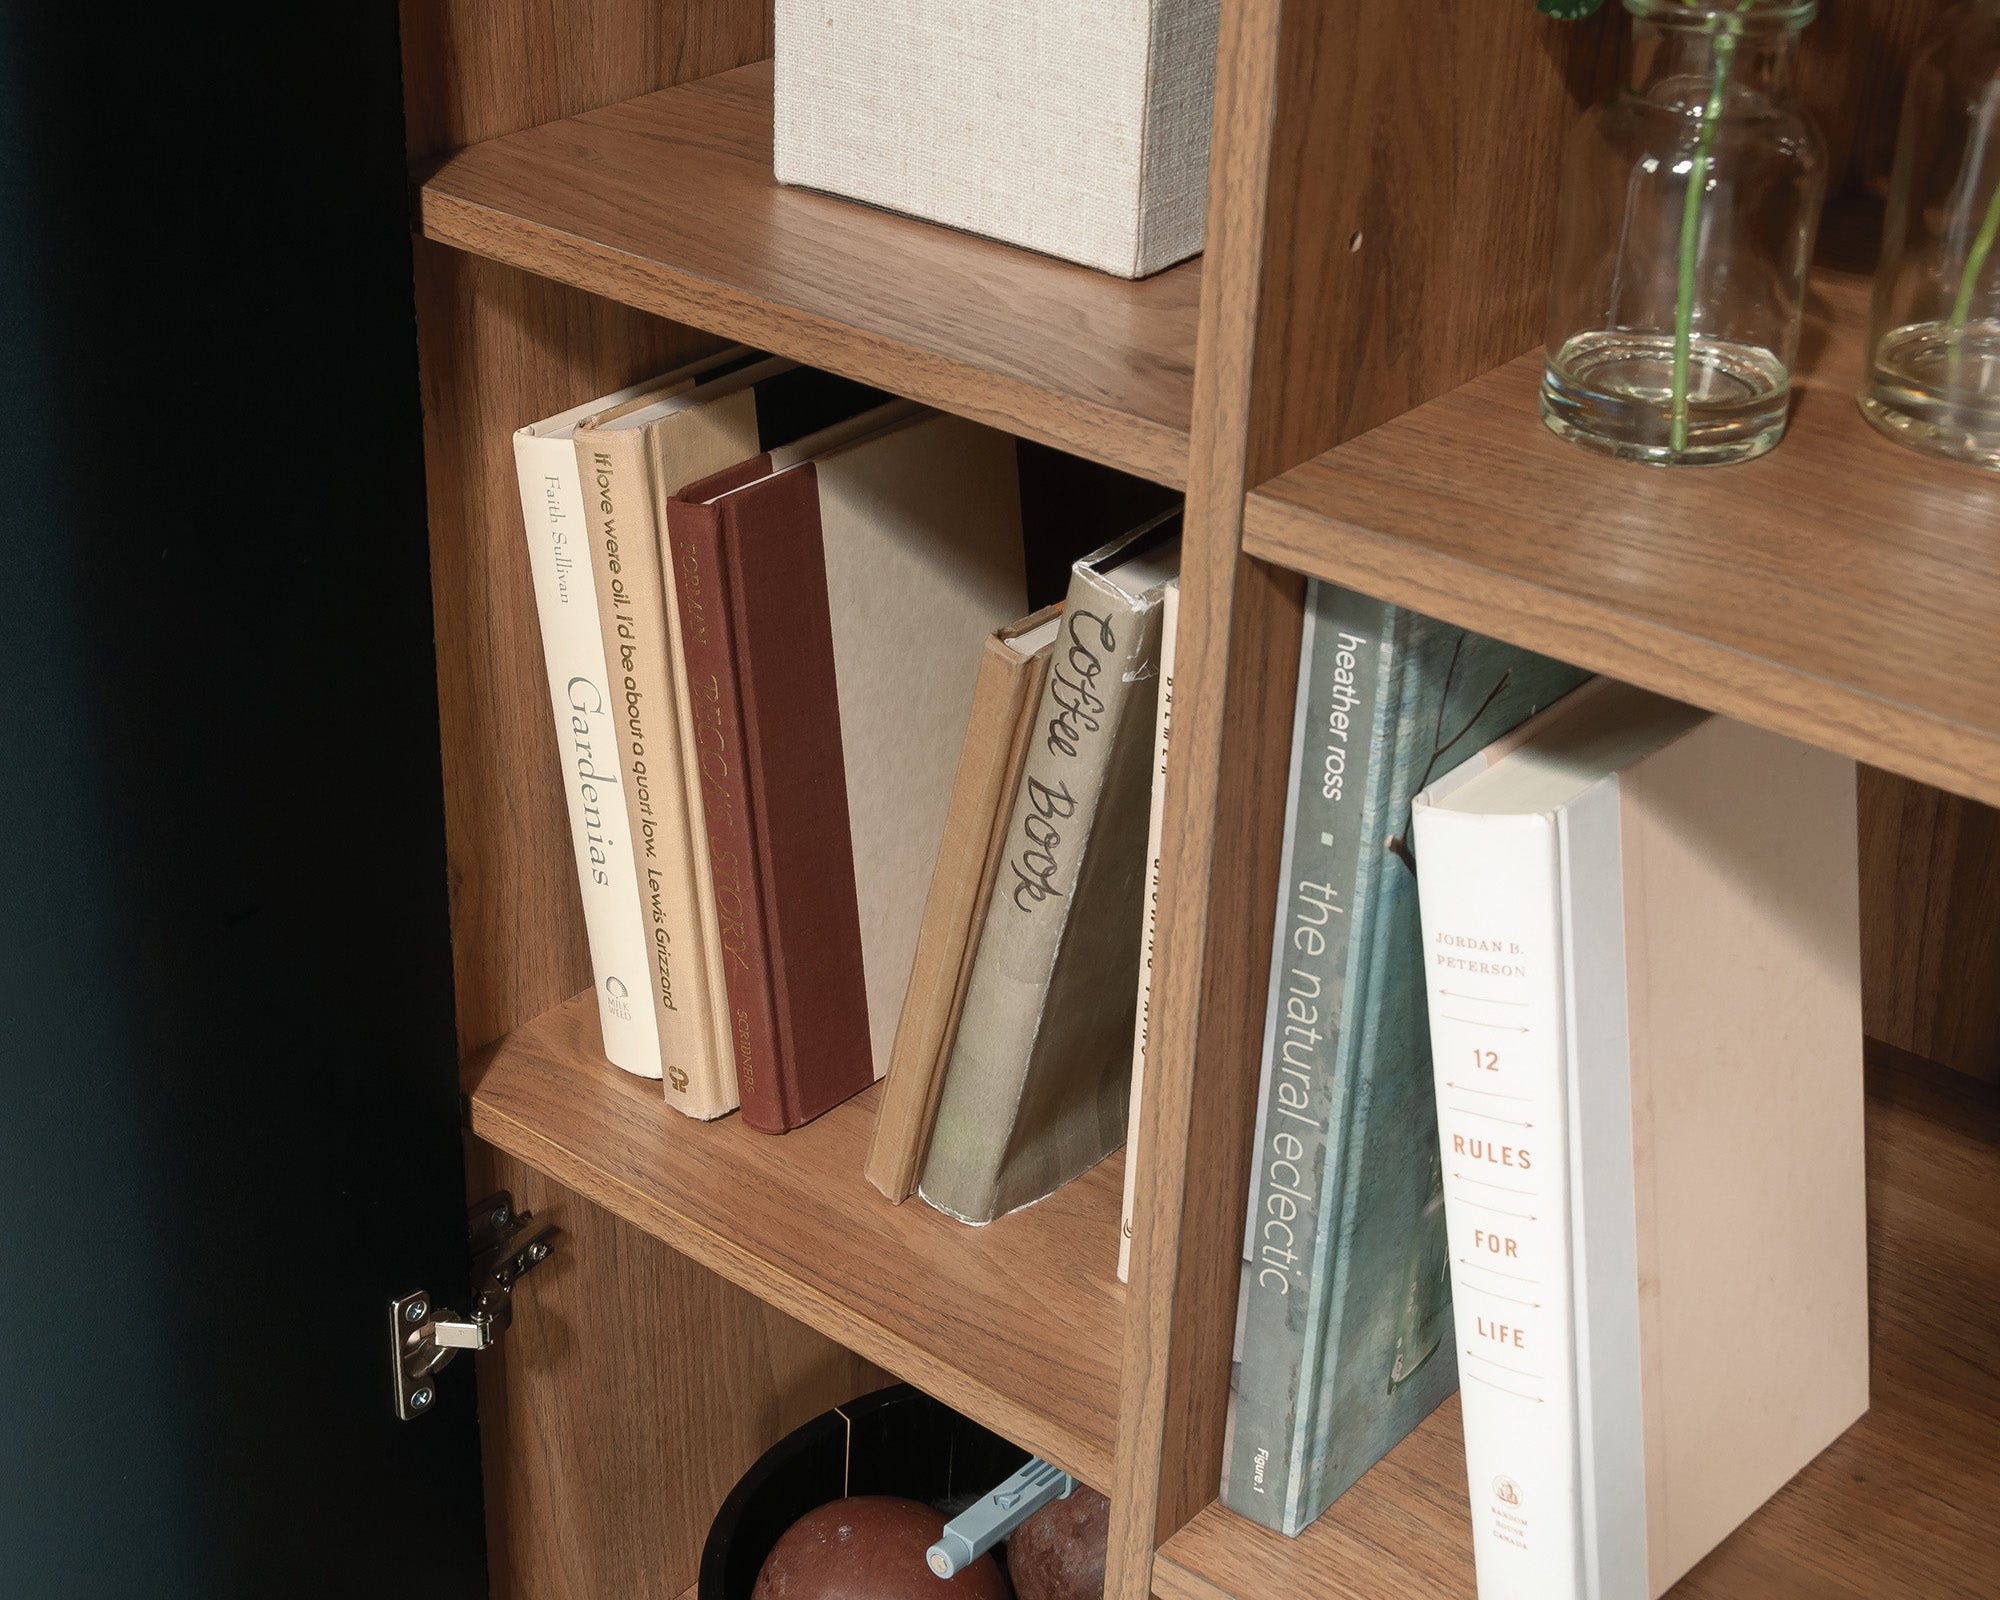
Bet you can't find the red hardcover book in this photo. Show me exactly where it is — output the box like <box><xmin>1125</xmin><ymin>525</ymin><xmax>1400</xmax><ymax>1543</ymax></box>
<box><xmin>665</xmin><ymin>407</ymin><xmax>1030</xmax><ymax>1132</ymax></box>
<box><xmin>665</xmin><ymin>455</ymin><xmax>871</xmax><ymax>1131</ymax></box>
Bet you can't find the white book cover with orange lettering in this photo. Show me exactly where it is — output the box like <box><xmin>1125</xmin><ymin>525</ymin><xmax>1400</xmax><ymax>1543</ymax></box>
<box><xmin>1413</xmin><ymin>683</ymin><xmax>1868</xmax><ymax>1600</ymax></box>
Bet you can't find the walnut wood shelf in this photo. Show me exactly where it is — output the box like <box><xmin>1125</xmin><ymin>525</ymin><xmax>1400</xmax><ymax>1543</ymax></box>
<box><xmin>464</xmin><ymin>992</ymin><xmax>1124</xmax><ymax>1488</ymax></box>
<box><xmin>416</xmin><ymin>60</ymin><xmax>1199</xmax><ymax>487</ymax></box>
<box><xmin>1242</xmin><ymin>271</ymin><xmax>2000</xmax><ymax>810</ymax></box>
<box><xmin>1152</xmin><ymin>1047</ymin><xmax>2000</xmax><ymax>1600</ymax></box>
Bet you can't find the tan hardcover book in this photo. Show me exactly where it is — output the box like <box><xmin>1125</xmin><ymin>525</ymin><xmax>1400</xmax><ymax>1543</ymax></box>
<box><xmin>1414</xmin><ymin>684</ymin><xmax>1867</xmax><ymax>1599</ymax></box>
<box><xmin>865</xmin><ymin>605</ymin><xmax>1063</xmax><ymax>1201</ymax></box>
<box><xmin>575</xmin><ymin>357</ymin><xmax>791</xmax><ymax>1117</ymax></box>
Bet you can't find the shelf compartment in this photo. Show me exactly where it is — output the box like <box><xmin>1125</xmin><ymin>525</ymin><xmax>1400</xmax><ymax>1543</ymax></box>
<box><xmin>416</xmin><ymin>60</ymin><xmax>1199</xmax><ymax>488</ymax></box>
<box><xmin>1152</xmin><ymin>1046</ymin><xmax>2000</xmax><ymax>1600</ymax></box>
<box><xmin>464</xmin><ymin>992</ymin><xmax>1125</xmax><ymax>1487</ymax></box>
<box><xmin>1242</xmin><ymin>272</ymin><xmax>2000</xmax><ymax>809</ymax></box>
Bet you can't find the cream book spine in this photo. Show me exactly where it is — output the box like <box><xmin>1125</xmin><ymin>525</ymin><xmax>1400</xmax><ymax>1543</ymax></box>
<box><xmin>512</xmin><ymin>423</ymin><xmax>662</xmax><ymax>1079</ymax></box>
<box><xmin>577</xmin><ymin>421</ymin><xmax>733</xmax><ymax>1115</ymax></box>
<box><xmin>1119</xmin><ymin>576</ymin><xmax>1177</xmax><ymax>1281</ymax></box>
<box><xmin>642</xmin><ymin>380</ymin><xmax>784</xmax><ymax>1109</ymax></box>
<box><xmin>1413</xmin><ymin>806</ymin><xmax>1586</xmax><ymax>1600</ymax></box>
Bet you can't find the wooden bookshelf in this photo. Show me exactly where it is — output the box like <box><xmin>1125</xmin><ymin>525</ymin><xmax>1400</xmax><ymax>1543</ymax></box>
<box><xmin>396</xmin><ymin>3</ymin><xmax>2000</xmax><ymax>1598</ymax></box>
<box><xmin>465</xmin><ymin>992</ymin><xmax>1124</xmax><ymax>1488</ymax></box>
<box><xmin>1242</xmin><ymin>272</ymin><xmax>2000</xmax><ymax>809</ymax></box>
<box><xmin>1152</xmin><ymin>1047</ymin><xmax>2000</xmax><ymax>1600</ymax></box>
<box><xmin>417</xmin><ymin>60</ymin><xmax>1199</xmax><ymax>487</ymax></box>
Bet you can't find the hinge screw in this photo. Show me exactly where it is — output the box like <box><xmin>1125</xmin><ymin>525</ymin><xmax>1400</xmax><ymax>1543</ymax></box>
<box><xmin>528</xmin><ymin>1241</ymin><xmax>550</xmax><ymax>1264</ymax></box>
<box><xmin>489</xmin><ymin>1205</ymin><xmax>511</xmax><ymax>1229</ymax></box>
<box><xmin>410</xmin><ymin>1387</ymin><xmax>433</xmax><ymax>1410</ymax></box>
<box><xmin>405</xmin><ymin>1299</ymin><xmax>428</xmax><ymax>1323</ymax></box>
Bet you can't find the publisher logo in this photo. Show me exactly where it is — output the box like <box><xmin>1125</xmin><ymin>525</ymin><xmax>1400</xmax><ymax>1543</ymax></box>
<box><xmin>1493</xmin><ymin>1476</ymin><xmax>1521</xmax><ymax>1508</ymax></box>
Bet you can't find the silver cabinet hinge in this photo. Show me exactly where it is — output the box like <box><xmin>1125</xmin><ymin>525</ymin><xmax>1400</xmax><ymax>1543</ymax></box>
<box><xmin>389</xmin><ymin>1190</ymin><xmax>558</xmax><ymax>1420</ymax></box>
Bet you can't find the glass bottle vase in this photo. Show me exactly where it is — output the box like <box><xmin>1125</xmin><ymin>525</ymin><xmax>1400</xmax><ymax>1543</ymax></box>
<box><xmin>1859</xmin><ymin>2</ymin><xmax>2000</xmax><ymax>471</ymax></box>
<box><xmin>1541</xmin><ymin>0</ymin><xmax>1827</xmax><ymax>466</ymax></box>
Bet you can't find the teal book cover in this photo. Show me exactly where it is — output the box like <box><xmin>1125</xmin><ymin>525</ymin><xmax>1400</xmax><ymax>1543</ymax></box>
<box><xmin>1221</xmin><ymin>581</ymin><xmax>1589</xmax><ymax>1536</ymax></box>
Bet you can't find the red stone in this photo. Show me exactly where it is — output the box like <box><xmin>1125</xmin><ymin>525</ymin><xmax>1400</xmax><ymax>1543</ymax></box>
<box><xmin>751</xmin><ymin>1496</ymin><xmax>1008</xmax><ymax>1600</ymax></box>
<box><xmin>1007</xmin><ymin>1487</ymin><xmax>1109</xmax><ymax>1600</ymax></box>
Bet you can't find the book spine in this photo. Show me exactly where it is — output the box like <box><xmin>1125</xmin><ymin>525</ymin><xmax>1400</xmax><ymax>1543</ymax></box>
<box><xmin>719</xmin><ymin>466</ymin><xmax>878</xmax><ymax>1130</ymax></box>
<box><xmin>657</xmin><ymin>476</ymin><xmax>745</xmax><ymax>1109</ymax></box>
<box><xmin>664</xmin><ymin>493</ymin><xmax>788</xmax><ymax>1132</ymax></box>
<box><xmin>1120</xmin><ymin>578</ymin><xmax>1178</xmax><ymax>1281</ymax></box>
<box><xmin>1411</xmin><ymin>803</ymin><xmax>1584</xmax><ymax>1600</ymax></box>
<box><xmin>866</xmin><ymin>631</ymin><xmax>1045</xmax><ymax>1201</ymax></box>
<box><xmin>511</xmin><ymin>430</ymin><xmax>661</xmax><ymax>1078</ymax></box>
<box><xmin>578</xmin><ymin>427</ymin><xmax>731</xmax><ymax>1117</ymax></box>
<box><xmin>1221</xmin><ymin>580</ymin><xmax>1389</xmax><ymax>1532</ymax></box>
<box><xmin>919</xmin><ymin>563</ymin><xmax>1161</xmax><ymax>1224</ymax></box>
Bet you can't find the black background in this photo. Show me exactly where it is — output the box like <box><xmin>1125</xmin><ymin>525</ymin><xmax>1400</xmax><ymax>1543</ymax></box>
<box><xmin>1</xmin><ymin>10</ymin><xmax>485</xmax><ymax>1596</ymax></box>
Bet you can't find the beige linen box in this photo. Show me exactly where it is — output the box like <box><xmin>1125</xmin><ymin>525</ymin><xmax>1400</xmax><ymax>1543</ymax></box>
<box><xmin>774</xmin><ymin>0</ymin><xmax>1220</xmax><ymax>278</ymax></box>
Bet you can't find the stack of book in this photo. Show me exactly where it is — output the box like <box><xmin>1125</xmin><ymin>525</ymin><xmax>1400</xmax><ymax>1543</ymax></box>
<box><xmin>514</xmin><ymin>354</ymin><xmax>1181</xmax><ymax>1255</ymax></box>
<box><xmin>1218</xmin><ymin>580</ymin><xmax>1870</xmax><ymax>1599</ymax></box>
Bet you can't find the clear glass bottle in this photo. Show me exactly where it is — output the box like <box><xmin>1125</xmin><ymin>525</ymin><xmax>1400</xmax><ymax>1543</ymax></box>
<box><xmin>1859</xmin><ymin>2</ymin><xmax>2000</xmax><ymax>471</ymax></box>
<box><xmin>1542</xmin><ymin>1</ymin><xmax>1826</xmax><ymax>466</ymax></box>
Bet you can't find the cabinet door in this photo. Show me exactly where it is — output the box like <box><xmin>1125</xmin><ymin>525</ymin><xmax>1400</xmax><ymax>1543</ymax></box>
<box><xmin>0</xmin><ymin>11</ymin><xmax>485</xmax><ymax>1597</ymax></box>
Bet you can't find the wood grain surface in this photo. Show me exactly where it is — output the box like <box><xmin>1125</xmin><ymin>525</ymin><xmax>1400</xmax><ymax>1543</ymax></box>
<box><xmin>1798</xmin><ymin>0</ymin><xmax>1949</xmax><ymax>208</ymax></box>
<box><xmin>1245</xmin><ymin>272</ymin><xmax>2000</xmax><ymax>809</ymax></box>
<box><xmin>413</xmin><ymin>244</ymin><xmax>719</xmax><ymax>1054</ymax></box>
<box><xmin>469</xmin><ymin>1145</ymin><xmax>887</xmax><ymax>1600</ymax></box>
<box><xmin>399</xmin><ymin>0</ymin><xmax>769</xmax><ymax>158</ymax></box>
<box><xmin>1104</xmin><ymin>4</ymin><xmax>1305</xmax><ymax>1597</ymax></box>
<box><xmin>1241</xmin><ymin>2</ymin><xmax>1619</xmax><ymax>484</ymax></box>
<box><xmin>1862</xmin><ymin>771</ymin><xmax>2000</xmax><ymax>1080</ymax></box>
<box><xmin>416</xmin><ymin>62</ymin><xmax>1199</xmax><ymax>486</ymax></box>
<box><xmin>465</xmin><ymin>992</ymin><xmax>1125</xmax><ymax>1489</ymax></box>
<box><xmin>1152</xmin><ymin>1045</ymin><xmax>2000</xmax><ymax>1600</ymax></box>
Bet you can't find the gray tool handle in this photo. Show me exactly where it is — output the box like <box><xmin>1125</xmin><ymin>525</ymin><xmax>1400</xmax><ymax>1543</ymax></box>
<box><xmin>925</xmin><ymin>1457</ymin><xmax>1076</xmax><ymax>1578</ymax></box>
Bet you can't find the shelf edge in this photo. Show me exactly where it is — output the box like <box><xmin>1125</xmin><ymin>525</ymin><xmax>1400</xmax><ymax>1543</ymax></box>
<box><xmin>1243</xmin><ymin>488</ymin><xmax>2000</xmax><ymax>810</ymax></box>
<box><xmin>465</xmin><ymin>1082</ymin><xmax>1118</xmax><ymax>1490</ymax></box>
<box><xmin>416</xmin><ymin>187</ymin><xmax>1190</xmax><ymax>490</ymax></box>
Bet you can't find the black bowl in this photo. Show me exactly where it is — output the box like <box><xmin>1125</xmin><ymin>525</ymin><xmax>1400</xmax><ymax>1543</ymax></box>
<box><xmin>699</xmin><ymin>1384</ymin><xmax>1028</xmax><ymax>1600</ymax></box>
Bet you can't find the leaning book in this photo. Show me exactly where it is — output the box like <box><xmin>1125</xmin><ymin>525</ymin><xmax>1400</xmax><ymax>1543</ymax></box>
<box><xmin>920</xmin><ymin>514</ymin><xmax>1180</xmax><ymax>1224</ymax></box>
<box><xmin>1219</xmin><ymin>580</ymin><xmax>1588</xmax><ymax>1536</ymax></box>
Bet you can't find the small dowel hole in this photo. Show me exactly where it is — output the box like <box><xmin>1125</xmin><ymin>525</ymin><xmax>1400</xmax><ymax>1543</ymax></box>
<box><xmin>1348</xmin><ymin>231</ymin><xmax>1363</xmax><ymax>253</ymax></box>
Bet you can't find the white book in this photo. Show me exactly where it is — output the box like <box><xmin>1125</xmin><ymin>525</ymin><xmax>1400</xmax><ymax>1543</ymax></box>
<box><xmin>774</xmin><ymin>1</ymin><xmax>1220</xmax><ymax>278</ymax></box>
<box><xmin>1120</xmin><ymin>576</ymin><xmax>1177</xmax><ymax>1281</ymax></box>
<box><xmin>512</xmin><ymin>361</ymin><xmax>740</xmax><ymax>1077</ymax></box>
<box><xmin>1413</xmin><ymin>683</ymin><xmax>1868</xmax><ymax>1600</ymax></box>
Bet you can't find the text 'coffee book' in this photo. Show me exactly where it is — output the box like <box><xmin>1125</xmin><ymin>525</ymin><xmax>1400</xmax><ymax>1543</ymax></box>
<box><xmin>866</xmin><ymin>604</ymin><xmax>1064</xmax><ymax>1202</ymax></box>
<box><xmin>920</xmin><ymin>516</ymin><xmax>1181</xmax><ymax>1224</ymax></box>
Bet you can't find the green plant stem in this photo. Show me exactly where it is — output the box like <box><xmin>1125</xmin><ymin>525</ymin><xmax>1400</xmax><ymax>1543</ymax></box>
<box><xmin>1949</xmin><ymin>176</ymin><xmax>2000</xmax><ymax>333</ymax></box>
<box><xmin>1946</xmin><ymin>174</ymin><xmax>2000</xmax><ymax>402</ymax></box>
<box><xmin>1670</xmin><ymin>6</ymin><xmax>1749</xmax><ymax>455</ymax></box>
